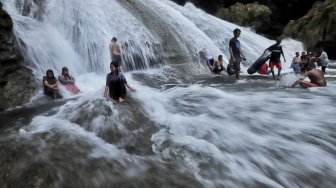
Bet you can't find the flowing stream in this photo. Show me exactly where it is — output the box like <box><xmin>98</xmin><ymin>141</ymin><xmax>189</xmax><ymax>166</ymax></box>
<box><xmin>1</xmin><ymin>0</ymin><xmax>336</xmax><ymax>187</ymax></box>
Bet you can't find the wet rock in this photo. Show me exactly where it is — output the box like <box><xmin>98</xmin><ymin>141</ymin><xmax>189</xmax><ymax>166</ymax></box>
<box><xmin>21</xmin><ymin>0</ymin><xmax>46</xmax><ymax>21</ymax></box>
<box><xmin>283</xmin><ymin>0</ymin><xmax>336</xmax><ymax>58</ymax></box>
<box><xmin>216</xmin><ymin>2</ymin><xmax>271</xmax><ymax>33</ymax></box>
<box><xmin>0</xmin><ymin>2</ymin><xmax>37</xmax><ymax>111</ymax></box>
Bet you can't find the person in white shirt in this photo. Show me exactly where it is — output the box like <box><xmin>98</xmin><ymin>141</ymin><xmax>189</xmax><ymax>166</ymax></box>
<box><xmin>198</xmin><ymin>48</ymin><xmax>215</xmax><ymax>72</ymax></box>
<box><xmin>318</xmin><ymin>47</ymin><xmax>330</xmax><ymax>73</ymax></box>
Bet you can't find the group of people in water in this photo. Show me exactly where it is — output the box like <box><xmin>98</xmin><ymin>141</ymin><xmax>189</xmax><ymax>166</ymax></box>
<box><xmin>289</xmin><ymin>47</ymin><xmax>329</xmax><ymax>87</ymax></box>
<box><xmin>199</xmin><ymin>28</ymin><xmax>329</xmax><ymax>88</ymax></box>
<box><xmin>105</xmin><ymin>37</ymin><xmax>136</xmax><ymax>102</ymax></box>
<box><xmin>43</xmin><ymin>67</ymin><xmax>80</xmax><ymax>99</ymax></box>
<box><xmin>43</xmin><ymin>30</ymin><xmax>330</xmax><ymax>101</ymax></box>
<box><xmin>198</xmin><ymin>28</ymin><xmax>246</xmax><ymax>79</ymax></box>
<box><xmin>257</xmin><ymin>43</ymin><xmax>329</xmax><ymax>87</ymax></box>
<box><xmin>43</xmin><ymin>37</ymin><xmax>136</xmax><ymax>103</ymax></box>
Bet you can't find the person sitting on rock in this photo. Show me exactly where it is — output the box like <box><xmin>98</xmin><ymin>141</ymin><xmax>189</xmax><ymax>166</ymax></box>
<box><xmin>43</xmin><ymin>69</ymin><xmax>63</xmax><ymax>99</ymax></box>
<box><xmin>58</xmin><ymin>67</ymin><xmax>80</xmax><ymax>94</ymax></box>
<box><xmin>291</xmin><ymin>63</ymin><xmax>326</xmax><ymax>88</ymax></box>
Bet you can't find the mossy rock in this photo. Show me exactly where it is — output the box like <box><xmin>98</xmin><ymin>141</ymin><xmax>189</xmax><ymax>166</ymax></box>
<box><xmin>283</xmin><ymin>0</ymin><xmax>336</xmax><ymax>58</ymax></box>
<box><xmin>216</xmin><ymin>2</ymin><xmax>272</xmax><ymax>31</ymax></box>
<box><xmin>0</xmin><ymin>3</ymin><xmax>37</xmax><ymax>110</ymax></box>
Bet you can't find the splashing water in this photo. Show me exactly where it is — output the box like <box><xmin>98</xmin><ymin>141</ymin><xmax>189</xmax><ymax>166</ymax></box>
<box><xmin>1</xmin><ymin>0</ymin><xmax>336</xmax><ymax>187</ymax></box>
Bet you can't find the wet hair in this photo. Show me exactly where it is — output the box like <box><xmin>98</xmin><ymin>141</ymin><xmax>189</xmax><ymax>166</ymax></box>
<box><xmin>295</xmin><ymin>52</ymin><xmax>299</xmax><ymax>55</ymax></box>
<box><xmin>46</xmin><ymin>69</ymin><xmax>54</xmax><ymax>77</ymax></box>
<box><xmin>218</xmin><ymin>55</ymin><xmax>223</xmax><ymax>61</ymax></box>
<box><xmin>275</xmin><ymin>38</ymin><xmax>282</xmax><ymax>44</ymax></box>
<box><xmin>62</xmin><ymin>67</ymin><xmax>68</xmax><ymax>72</ymax></box>
<box><xmin>305</xmin><ymin>61</ymin><xmax>316</xmax><ymax>70</ymax></box>
<box><xmin>110</xmin><ymin>61</ymin><xmax>119</xmax><ymax>72</ymax></box>
<box><xmin>233</xmin><ymin>28</ymin><xmax>241</xmax><ymax>35</ymax></box>
<box><xmin>112</xmin><ymin>37</ymin><xmax>117</xmax><ymax>42</ymax></box>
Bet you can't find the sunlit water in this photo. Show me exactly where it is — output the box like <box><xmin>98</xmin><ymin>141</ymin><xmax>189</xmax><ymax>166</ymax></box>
<box><xmin>1</xmin><ymin>0</ymin><xmax>336</xmax><ymax>187</ymax></box>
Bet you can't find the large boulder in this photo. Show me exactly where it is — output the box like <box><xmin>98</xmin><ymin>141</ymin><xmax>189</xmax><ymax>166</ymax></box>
<box><xmin>283</xmin><ymin>0</ymin><xmax>336</xmax><ymax>58</ymax></box>
<box><xmin>216</xmin><ymin>2</ymin><xmax>272</xmax><ymax>35</ymax></box>
<box><xmin>0</xmin><ymin>2</ymin><xmax>37</xmax><ymax>111</ymax></box>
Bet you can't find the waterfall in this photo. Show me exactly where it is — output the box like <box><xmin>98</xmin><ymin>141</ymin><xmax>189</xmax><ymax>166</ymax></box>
<box><xmin>3</xmin><ymin>1</ymin><xmax>335</xmax><ymax>188</ymax></box>
<box><xmin>3</xmin><ymin>0</ymin><xmax>304</xmax><ymax>78</ymax></box>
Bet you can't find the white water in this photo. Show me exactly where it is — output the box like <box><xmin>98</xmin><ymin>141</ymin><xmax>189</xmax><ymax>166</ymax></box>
<box><xmin>2</xmin><ymin>0</ymin><xmax>336</xmax><ymax>187</ymax></box>
<box><xmin>129</xmin><ymin>70</ymin><xmax>336</xmax><ymax>187</ymax></box>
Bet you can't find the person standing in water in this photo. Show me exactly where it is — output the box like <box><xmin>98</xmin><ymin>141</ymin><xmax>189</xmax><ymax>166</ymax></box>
<box><xmin>104</xmin><ymin>61</ymin><xmax>136</xmax><ymax>103</ymax></box>
<box><xmin>317</xmin><ymin>47</ymin><xmax>330</xmax><ymax>73</ymax></box>
<box><xmin>110</xmin><ymin>37</ymin><xmax>121</xmax><ymax>62</ymax></box>
<box><xmin>229</xmin><ymin>28</ymin><xmax>245</xmax><ymax>80</ymax></box>
<box><xmin>109</xmin><ymin>37</ymin><xmax>123</xmax><ymax>72</ymax></box>
<box><xmin>291</xmin><ymin>63</ymin><xmax>326</xmax><ymax>88</ymax></box>
<box><xmin>291</xmin><ymin>52</ymin><xmax>301</xmax><ymax>74</ymax></box>
<box><xmin>264</xmin><ymin>38</ymin><xmax>286</xmax><ymax>79</ymax></box>
<box><xmin>300</xmin><ymin>51</ymin><xmax>307</xmax><ymax>73</ymax></box>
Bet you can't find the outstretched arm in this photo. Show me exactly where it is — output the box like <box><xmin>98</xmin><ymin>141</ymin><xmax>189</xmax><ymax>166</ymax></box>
<box><xmin>281</xmin><ymin>48</ymin><xmax>286</xmax><ymax>62</ymax></box>
<box><xmin>126</xmin><ymin>84</ymin><xmax>136</xmax><ymax>91</ymax></box>
<box><xmin>291</xmin><ymin>74</ymin><xmax>308</xmax><ymax>87</ymax></box>
<box><xmin>263</xmin><ymin>46</ymin><xmax>270</xmax><ymax>53</ymax></box>
<box><xmin>104</xmin><ymin>86</ymin><xmax>109</xmax><ymax>98</ymax></box>
<box><xmin>290</xmin><ymin>79</ymin><xmax>301</xmax><ymax>88</ymax></box>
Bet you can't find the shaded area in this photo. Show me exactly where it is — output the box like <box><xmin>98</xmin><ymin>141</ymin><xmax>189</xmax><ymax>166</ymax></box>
<box><xmin>171</xmin><ymin>0</ymin><xmax>318</xmax><ymax>38</ymax></box>
<box><xmin>0</xmin><ymin>2</ymin><xmax>37</xmax><ymax>111</ymax></box>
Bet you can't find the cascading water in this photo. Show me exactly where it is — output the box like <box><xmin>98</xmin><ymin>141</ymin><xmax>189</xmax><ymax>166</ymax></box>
<box><xmin>1</xmin><ymin>0</ymin><xmax>336</xmax><ymax>187</ymax></box>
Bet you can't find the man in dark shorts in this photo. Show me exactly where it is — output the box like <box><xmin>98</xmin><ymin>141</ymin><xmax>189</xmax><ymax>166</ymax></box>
<box><xmin>229</xmin><ymin>28</ymin><xmax>245</xmax><ymax>80</ymax></box>
<box><xmin>109</xmin><ymin>37</ymin><xmax>123</xmax><ymax>71</ymax></box>
<box><xmin>264</xmin><ymin>39</ymin><xmax>286</xmax><ymax>79</ymax></box>
<box><xmin>291</xmin><ymin>63</ymin><xmax>326</xmax><ymax>88</ymax></box>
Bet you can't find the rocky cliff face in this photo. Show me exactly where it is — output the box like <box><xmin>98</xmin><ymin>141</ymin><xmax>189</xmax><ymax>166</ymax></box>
<box><xmin>283</xmin><ymin>0</ymin><xmax>336</xmax><ymax>58</ymax></box>
<box><xmin>216</xmin><ymin>2</ymin><xmax>271</xmax><ymax>34</ymax></box>
<box><xmin>0</xmin><ymin>2</ymin><xmax>37</xmax><ymax>111</ymax></box>
<box><xmin>173</xmin><ymin>0</ymin><xmax>335</xmax><ymax>58</ymax></box>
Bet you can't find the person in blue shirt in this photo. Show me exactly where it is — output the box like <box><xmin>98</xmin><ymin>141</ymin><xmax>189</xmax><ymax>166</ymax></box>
<box><xmin>229</xmin><ymin>28</ymin><xmax>245</xmax><ymax>80</ymax></box>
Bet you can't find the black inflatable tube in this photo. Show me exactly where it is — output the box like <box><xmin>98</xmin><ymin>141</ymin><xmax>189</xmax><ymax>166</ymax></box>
<box><xmin>247</xmin><ymin>51</ymin><xmax>271</xmax><ymax>74</ymax></box>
